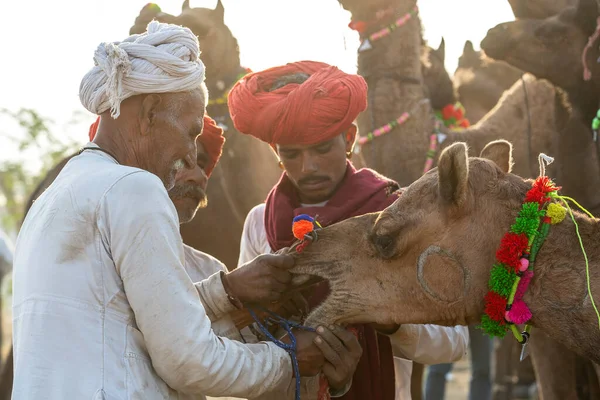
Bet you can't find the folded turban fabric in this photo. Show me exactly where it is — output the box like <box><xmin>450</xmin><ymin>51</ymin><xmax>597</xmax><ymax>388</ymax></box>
<box><xmin>227</xmin><ymin>60</ymin><xmax>368</xmax><ymax>146</ymax></box>
<box><xmin>87</xmin><ymin>114</ymin><xmax>224</xmax><ymax>178</ymax></box>
<box><xmin>79</xmin><ymin>21</ymin><xmax>206</xmax><ymax>119</ymax></box>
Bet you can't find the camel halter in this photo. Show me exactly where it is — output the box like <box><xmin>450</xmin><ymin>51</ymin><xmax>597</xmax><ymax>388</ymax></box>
<box><xmin>353</xmin><ymin>6</ymin><xmax>419</xmax><ymax>52</ymax></box>
<box><xmin>481</xmin><ymin>154</ymin><xmax>600</xmax><ymax>360</ymax></box>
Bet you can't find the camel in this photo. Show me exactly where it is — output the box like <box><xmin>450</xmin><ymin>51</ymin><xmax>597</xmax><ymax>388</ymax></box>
<box><xmin>453</xmin><ymin>40</ymin><xmax>523</xmax><ymax>124</ymax></box>
<box><xmin>291</xmin><ymin>140</ymin><xmax>600</xmax><ymax>368</ymax></box>
<box><xmin>339</xmin><ymin>0</ymin><xmax>562</xmax><ymax>190</ymax></box>
<box><xmin>421</xmin><ymin>38</ymin><xmax>456</xmax><ymax>112</ymax></box>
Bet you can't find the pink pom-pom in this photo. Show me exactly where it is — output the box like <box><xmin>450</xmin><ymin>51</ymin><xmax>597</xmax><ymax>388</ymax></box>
<box><xmin>505</xmin><ymin>300</ymin><xmax>532</xmax><ymax>324</ymax></box>
<box><xmin>519</xmin><ymin>258</ymin><xmax>529</xmax><ymax>272</ymax></box>
<box><xmin>515</xmin><ymin>270</ymin><xmax>534</xmax><ymax>300</ymax></box>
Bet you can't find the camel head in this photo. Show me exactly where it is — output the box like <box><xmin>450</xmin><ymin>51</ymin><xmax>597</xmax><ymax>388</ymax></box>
<box><xmin>481</xmin><ymin>0</ymin><xmax>598</xmax><ymax>93</ymax></box>
<box><xmin>508</xmin><ymin>0</ymin><xmax>577</xmax><ymax>19</ymax></box>
<box><xmin>177</xmin><ymin>0</ymin><xmax>240</xmax><ymax>83</ymax></box>
<box><xmin>453</xmin><ymin>40</ymin><xmax>523</xmax><ymax>123</ymax></box>
<box><xmin>422</xmin><ymin>38</ymin><xmax>457</xmax><ymax>110</ymax></box>
<box><xmin>129</xmin><ymin>1</ymin><xmax>240</xmax><ymax>85</ymax></box>
<box><xmin>292</xmin><ymin>140</ymin><xmax>532</xmax><ymax>328</ymax></box>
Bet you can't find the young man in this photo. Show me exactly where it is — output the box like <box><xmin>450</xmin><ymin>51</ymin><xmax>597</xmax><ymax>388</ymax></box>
<box><xmin>230</xmin><ymin>60</ymin><xmax>470</xmax><ymax>400</ymax></box>
<box><xmin>11</xmin><ymin>25</ymin><xmax>352</xmax><ymax>399</ymax></box>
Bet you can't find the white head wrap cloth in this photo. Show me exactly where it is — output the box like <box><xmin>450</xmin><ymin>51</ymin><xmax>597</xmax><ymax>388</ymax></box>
<box><xmin>79</xmin><ymin>21</ymin><xmax>206</xmax><ymax>118</ymax></box>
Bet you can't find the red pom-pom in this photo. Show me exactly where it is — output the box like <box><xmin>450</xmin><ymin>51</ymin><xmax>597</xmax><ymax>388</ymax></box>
<box><xmin>442</xmin><ymin>104</ymin><xmax>454</xmax><ymax>120</ymax></box>
<box><xmin>453</xmin><ymin>108</ymin><xmax>464</xmax><ymax>120</ymax></box>
<box><xmin>484</xmin><ymin>292</ymin><xmax>507</xmax><ymax>322</ymax></box>
<box><xmin>542</xmin><ymin>216</ymin><xmax>552</xmax><ymax>224</ymax></box>
<box><xmin>505</xmin><ymin>299</ymin><xmax>532</xmax><ymax>324</ymax></box>
<box><xmin>533</xmin><ymin>176</ymin><xmax>561</xmax><ymax>194</ymax></box>
<box><xmin>348</xmin><ymin>20</ymin><xmax>367</xmax><ymax>33</ymax></box>
<box><xmin>459</xmin><ymin>119</ymin><xmax>470</xmax><ymax>128</ymax></box>
<box><xmin>524</xmin><ymin>187</ymin><xmax>549</xmax><ymax>206</ymax></box>
<box><xmin>292</xmin><ymin>220</ymin><xmax>314</xmax><ymax>240</ymax></box>
<box><xmin>496</xmin><ymin>233</ymin><xmax>529</xmax><ymax>271</ymax></box>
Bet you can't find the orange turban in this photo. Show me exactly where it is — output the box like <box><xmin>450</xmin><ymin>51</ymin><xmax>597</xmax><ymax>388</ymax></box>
<box><xmin>227</xmin><ymin>60</ymin><xmax>367</xmax><ymax>146</ymax></box>
<box><xmin>87</xmin><ymin>114</ymin><xmax>225</xmax><ymax>178</ymax></box>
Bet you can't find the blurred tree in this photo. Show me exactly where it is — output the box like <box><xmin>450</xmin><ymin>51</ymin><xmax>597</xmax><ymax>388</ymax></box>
<box><xmin>0</xmin><ymin>108</ymin><xmax>80</xmax><ymax>234</ymax></box>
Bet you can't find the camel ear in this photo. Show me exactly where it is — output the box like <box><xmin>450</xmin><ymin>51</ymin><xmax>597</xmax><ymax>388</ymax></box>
<box><xmin>214</xmin><ymin>0</ymin><xmax>225</xmax><ymax>21</ymax></box>
<box><xmin>438</xmin><ymin>142</ymin><xmax>469</xmax><ymax>207</ymax></box>
<box><xmin>480</xmin><ymin>140</ymin><xmax>513</xmax><ymax>174</ymax></box>
<box><xmin>435</xmin><ymin>37</ymin><xmax>446</xmax><ymax>62</ymax></box>
<box><xmin>574</xmin><ymin>0</ymin><xmax>598</xmax><ymax>36</ymax></box>
<box><xmin>182</xmin><ymin>0</ymin><xmax>190</xmax><ymax>11</ymax></box>
<box><xmin>464</xmin><ymin>40</ymin><xmax>475</xmax><ymax>56</ymax></box>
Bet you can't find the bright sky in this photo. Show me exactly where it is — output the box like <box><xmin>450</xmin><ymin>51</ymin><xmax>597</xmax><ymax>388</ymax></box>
<box><xmin>0</xmin><ymin>0</ymin><xmax>514</xmax><ymax>165</ymax></box>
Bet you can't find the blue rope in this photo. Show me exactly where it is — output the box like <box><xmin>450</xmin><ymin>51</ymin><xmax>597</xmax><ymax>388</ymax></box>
<box><xmin>247</xmin><ymin>305</ymin><xmax>316</xmax><ymax>400</ymax></box>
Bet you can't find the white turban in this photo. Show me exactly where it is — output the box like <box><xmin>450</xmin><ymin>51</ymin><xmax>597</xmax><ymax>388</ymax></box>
<box><xmin>79</xmin><ymin>21</ymin><xmax>206</xmax><ymax>118</ymax></box>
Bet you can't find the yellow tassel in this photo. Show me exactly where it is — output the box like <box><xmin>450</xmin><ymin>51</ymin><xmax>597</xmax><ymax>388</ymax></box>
<box><xmin>546</xmin><ymin>202</ymin><xmax>567</xmax><ymax>224</ymax></box>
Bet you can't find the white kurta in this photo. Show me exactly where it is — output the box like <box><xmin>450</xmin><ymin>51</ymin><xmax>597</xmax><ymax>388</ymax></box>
<box><xmin>11</xmin><ymin>147</ymin><xmax>293</xmax><ymax>400</ymax></box>
<box><xmin>239</xmin><ymin>204</ymin><xmax>470</xmax><ymax>400</ymax></box>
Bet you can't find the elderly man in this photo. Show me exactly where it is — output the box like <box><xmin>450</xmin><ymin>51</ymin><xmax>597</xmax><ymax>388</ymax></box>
<box><xmin>11</xmin><ymin>23</ymin><xmax>348</xmax><ymax>399</ymax></box>
<box><xmin>229</xmin><ymin>61</ymin><xmax>470</xmax><ymax>400</ymax></box>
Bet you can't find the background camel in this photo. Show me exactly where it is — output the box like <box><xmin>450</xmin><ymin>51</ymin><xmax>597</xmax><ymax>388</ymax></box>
<box><xmin>453</xmin><ymin>40</ymin><xmax>522</xmax><ymax>124</ymax></box>
<box><xmin>291</xmin><ymin>140</ymin><xmax>600</xmax><ymax>366</ymax></box>
<box><xmin>508</xmin><ymin>0</ymin><xmax>577</xmax><ymax>19</ymax></box>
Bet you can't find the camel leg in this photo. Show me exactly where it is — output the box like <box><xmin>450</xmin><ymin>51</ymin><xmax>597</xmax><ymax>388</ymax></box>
<box><xmin>410</xmin><ymin>362</ymin><xmax>424</xmax><ymax>400</ymax></box>
<box><xmin>529</xmin><ymin>331</ymin><xmax>579</xmax><ymax>400</ymax></box>
<box><xmin>0</xmin><ymin>346</ymin><xmax>13</xmax><ymax>400</ymax></box>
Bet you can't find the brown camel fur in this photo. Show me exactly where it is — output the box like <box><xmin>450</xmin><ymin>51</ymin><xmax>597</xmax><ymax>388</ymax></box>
<box><xmin>130</xmin><ymin>0</ymin><xmax>281</xmax><ymax>270</ymax></box>
<box><xmin>340</xmin><ymin>0</ymin><xmax>560</xmax><ymax>190</ymax></box>
<box><xmin>291</xmin><ymin>140</ymin><xmax>600</xmax><ymax>367</ymax></box>
<box><xmin>482</xmin><ymin>1</ymin><xmax>600</xmax><ymax>397</ymax></box>
<box><xmin>453</xmin><ymin>40</ymin><xmax>523</xmax><ymax>123</ymax></box>
<box><xmin>508</xmin><ymin>0</ymin><xmax>576</xmax><ymax>19</ymax></box>
<box><xmin>422</xmin><ymin>38</ymin><xmax>456</xmax><ymax>111</ymax></box>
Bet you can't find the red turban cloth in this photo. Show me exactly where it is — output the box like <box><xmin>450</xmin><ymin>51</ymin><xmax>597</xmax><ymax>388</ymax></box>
<box><xmin>87</xmin><ymin>114</ymin><xmax>225</xmax><ymax>178</ymax></box>
<box><xmin>227</xmin><ymin>60</ymin><xmax>368</xmax><ymax>146</ymax></box>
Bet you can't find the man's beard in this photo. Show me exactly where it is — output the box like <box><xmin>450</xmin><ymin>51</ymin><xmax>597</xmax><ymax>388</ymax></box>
<box><xmin>170</xmin><ymin>183</ymin><xmax>207</xmax><ymax>209</ymax></box>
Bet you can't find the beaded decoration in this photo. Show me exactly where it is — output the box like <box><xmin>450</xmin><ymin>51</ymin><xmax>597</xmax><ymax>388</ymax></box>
<box><xmin>357</xmin><ymin>112</ymin><xmax>410</xmax><ymax>145</ymax></box>
<box><xmin>592</xmin><ymin>109</ymin><xmax>600</xmax><ymax>142</ymax></box>
<box><xmin>358</xmin><ymin>6</ymin><xmax>419</xmax><ymax>52</ymax></box>
<box><xmin>480</xmin><ymin>175</ymin><xmax>565</xmax><ymax>341</ymax></box>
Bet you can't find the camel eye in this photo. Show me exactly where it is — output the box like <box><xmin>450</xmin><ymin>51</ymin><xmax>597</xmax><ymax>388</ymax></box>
<box><xmin>373</xmin><ymin>234</ymin><xmax>395</xmax><ymax>258</ymax></box>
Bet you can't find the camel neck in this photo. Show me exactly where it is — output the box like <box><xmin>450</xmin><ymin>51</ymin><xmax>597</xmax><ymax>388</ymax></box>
<box><xmin>523</xmin><ymin>209</ymin><xmax>600</xmax><ymax>363</ymax></box>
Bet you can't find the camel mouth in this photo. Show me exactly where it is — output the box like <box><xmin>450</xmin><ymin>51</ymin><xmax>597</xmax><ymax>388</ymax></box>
<box><xmin>481</xmin><ymin>26</ymin><xmax>513</xmax><ymax>60</ymax></box>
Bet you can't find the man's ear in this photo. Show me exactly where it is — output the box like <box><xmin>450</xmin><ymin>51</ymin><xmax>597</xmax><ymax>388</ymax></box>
<box><xmin>346</xmin><ymin>124</ymin><xmax>358</xmax><ymax>153</ymax></box>
<box><xmin>139</xmin><ymin>94</ymin><xmax>163</xmax><ymax>136</ymax></box>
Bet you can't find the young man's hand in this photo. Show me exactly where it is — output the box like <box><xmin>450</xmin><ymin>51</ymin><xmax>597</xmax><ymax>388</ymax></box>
<box><xmin>314</xmin><ymin>325</ymin><xmax>362</xmax><ymax>392</ymax></box>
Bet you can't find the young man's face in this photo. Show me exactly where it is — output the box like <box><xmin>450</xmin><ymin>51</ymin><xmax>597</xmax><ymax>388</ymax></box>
<box><xmin>277</xmin><ymin>130</ymin><xmax>355</xmax><ymax>204</ymax></box>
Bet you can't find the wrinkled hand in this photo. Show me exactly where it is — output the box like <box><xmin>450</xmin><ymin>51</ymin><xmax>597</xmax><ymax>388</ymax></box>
<box><xmin>315</xmin><ymin>325</ymin><xmax>362</xmax><ymax>391</ymax></box>
<box><xmin>284</xmin><ymin>330</ymin><xmax>325</xmax><ymax>377</ymax></box>
<box><xmin>223</xmin><ymin>254</ymin><xmax>295</xmax><ymax>303</ymax></box>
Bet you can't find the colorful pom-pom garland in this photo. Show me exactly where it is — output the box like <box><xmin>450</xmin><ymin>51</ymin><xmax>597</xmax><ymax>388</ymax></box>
<box><xmin>292</xmin><ymin>214</ymin><xmax>322</xmax><ymax>253</ymax></box>
<box><xmin>480</xmin><ymin>175</ymin><xmax>566</xmax><ymax>342</ymax></box>
<box><xmin>434</xmin><ymin>103</ymin><xmax>470</xmax><ymax>129</ymax></box>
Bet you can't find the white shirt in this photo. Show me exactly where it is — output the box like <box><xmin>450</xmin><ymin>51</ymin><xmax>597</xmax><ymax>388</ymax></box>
<box><xmin>239</xmin><ymin>204</ymin><xmax>470</xmax><ymax>400</ymax></box>
<box><xmin>11</xmin><ymin>148</ymin><xmax>293</xmax><ymax>400</ymax></box>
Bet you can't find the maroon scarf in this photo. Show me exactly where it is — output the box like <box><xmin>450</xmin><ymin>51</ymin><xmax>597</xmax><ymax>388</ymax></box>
<box><xmin>265</xmin><ymin>161</ymin><xmax>400</xmax><ymax>400</ymax></box>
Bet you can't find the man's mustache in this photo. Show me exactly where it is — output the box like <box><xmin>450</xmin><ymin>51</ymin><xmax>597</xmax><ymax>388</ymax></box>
<box><xmin>298</xmin><ymin>175</ymin><xmax>330</xmax><ymax>185</ymax></box>
<box><xmin>170</xmin><ymin>183</ymin><xmax>207</xmax><ymax>202</ymax></box>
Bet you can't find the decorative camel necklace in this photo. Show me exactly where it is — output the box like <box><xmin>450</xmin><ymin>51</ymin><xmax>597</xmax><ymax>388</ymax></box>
<box><xmin>356</xmin><ymin>100</ymin><xmax>470</xmax><ymax>174</ymax></box>
<box><xmin>354</xmin><ymin>6</ymin><xmax>419</xmax><ymax>52</ymax></box>
<box><xmin>481</xmin><ymin>154</ymin><xmax>600</xmax><ymax>360</ymax></box>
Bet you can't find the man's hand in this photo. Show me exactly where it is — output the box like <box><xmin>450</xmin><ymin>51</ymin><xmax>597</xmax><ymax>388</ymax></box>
<box><xmin>222</xmin><ymin>254</ymin><xmax>295</xmax><ymax>303</ymax></box>
<box><xmin>314</xmin><ymin>325</ymin><xmax>362</xmax><ymax>391</ymax></box>
<box><xmin>289</xmin><ymin>330</ymin><xmax>325</xmax><ymax>377</ymax></box>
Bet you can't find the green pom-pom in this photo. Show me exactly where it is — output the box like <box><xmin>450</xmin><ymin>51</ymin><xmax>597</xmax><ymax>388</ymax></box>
<box><xmin>489</xmin><ymin>264</ymin><xmax>517</xmax><ymax>297</ymax></box>
<box><xmin>478</xmin><ymin>315</ymin><xmax>507</xmax><ymax>338</ymax></box>
<box><xmin>594</xmin><ymin>118</ymin><xmax>600</xmax><ymax>130</ymax></box>
<box><xmin>510</xmin><ymin>203</ymin><xmax>543</xmax><ymax>235</ymax></box>
<box><xmin>510</xmin><ymin>216</ymin><xmax>539</xmax><ymax>236</ymax></box>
